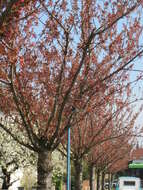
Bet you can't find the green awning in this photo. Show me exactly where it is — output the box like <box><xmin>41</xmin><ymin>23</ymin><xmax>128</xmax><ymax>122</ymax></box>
<box><xmin>129</xmin><ymin>163</ymin><xmax>143</xmax><ymax>168</ymax></box>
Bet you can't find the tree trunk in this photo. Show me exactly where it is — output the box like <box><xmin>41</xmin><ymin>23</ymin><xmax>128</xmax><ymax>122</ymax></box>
<box><xmin>2</xmin><ymin>167</ymin><xmax>10</xmax><ymax>190</ymax></box>
<box><xmin>2</xmin><ymin>176</ymin><xmax>10</xmax><ymax>190</ymax></box>
<box><xmin>73</xmin><ymin>159</ymin><xmax>83</xmax><ymax>190</ymax></box>
<box><xmin>37</xmin><ymin>150</ymin><xmax>53</xmax><ymax>190</ymax></box>
<box><xmin>108</xmin><ymin>173</ymin><xmax>110</xmax><ymax>190</ymax></box>
<box><xmin>96</xmin><ymin>170</ymin><xmax>100</xmax><ymax>190</ymax></box>
<box><xmin>101</xmin><ymin>172</ymin><xmax>105</xmax><ymax>190</ymax></box>
<box><xmin>89</xmin><ymin>164</ymin><xmax>96</xmax><ymax>190</ymax></box>
<box><xmin>108</xmin><ymin>173</ymin><xmax>113</xmax><ymax>190</ymax></box>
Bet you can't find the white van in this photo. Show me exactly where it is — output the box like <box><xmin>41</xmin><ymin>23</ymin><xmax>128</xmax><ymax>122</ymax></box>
<box><xmin>116</xmin><ymin>177</ymin><xmax>142</xmax><ymax>190</ymax></box>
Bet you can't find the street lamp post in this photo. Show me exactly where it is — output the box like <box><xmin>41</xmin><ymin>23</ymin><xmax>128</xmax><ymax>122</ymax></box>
<box><xmin>67</xmin><ymin>127</ymin><xmax>71</xmax><ymax>190</ymax></box>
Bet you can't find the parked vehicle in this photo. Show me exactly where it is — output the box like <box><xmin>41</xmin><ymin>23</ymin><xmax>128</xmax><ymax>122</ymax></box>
<box><xmin>115</xmin><ymin>176</ymin><xmax>142</xmax><ymax>190</ymax></box>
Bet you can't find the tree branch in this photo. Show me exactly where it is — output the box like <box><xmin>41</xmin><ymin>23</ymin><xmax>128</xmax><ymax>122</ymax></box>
<box><xmin>0</xmin><ymin>122</ymin><xmax>35</xmax><ymax>151</ymax></box>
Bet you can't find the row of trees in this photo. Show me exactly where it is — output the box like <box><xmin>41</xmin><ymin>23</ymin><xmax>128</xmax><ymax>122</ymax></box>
<box><xmin>0</xmin><ymin>0</ymin><xmax>143</xmax><ymax>189</ymax></box>
<box><xmin>0</xmin><ymin>126</ymin><xmax>135</xmax><ymax>190</ymax></box>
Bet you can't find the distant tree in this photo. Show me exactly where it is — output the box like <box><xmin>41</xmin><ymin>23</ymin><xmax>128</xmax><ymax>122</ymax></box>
<box><xmin>52</xmin><ymin>150</ymin><xmax>66</xmax><ymax>190</ymax></box>
<box><xmin>0</xmin><ymin>129</ymin><xmax>36</xmax><ymax>189</ymax></box>
<box><xmin>60</xmin><ymin>93</ymin><xmax>139</xmax><ymax>190</ymax></box>
<box><xmin>0</xmin><ymin>1</ymin><xmax>143</xmax><ymax>189</ymax></box>
<box><xmin>20</xmin><ymin>166</ymin><xmax>37</xmax><ymax>190</ymax></box>
<box><xmin>87</xmin><ymin>133</ymin><xmax>135</xmax><ymax>190</ymax></box>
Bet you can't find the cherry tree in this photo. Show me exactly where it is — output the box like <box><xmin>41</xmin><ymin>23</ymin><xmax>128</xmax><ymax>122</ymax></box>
<box><xmin>0</xmin><ymin>0</ymin><xmax>143</xmax><ymax>189</ymax></box>
<box><xmin>61</xmin><ymin>93</ymin><xmax>139</xmax><ymax>190</ymax></box>
<box><xmin>0</xmin><ymin>0</ymin><xmax>37</xmax><ymax>38</ymax></box>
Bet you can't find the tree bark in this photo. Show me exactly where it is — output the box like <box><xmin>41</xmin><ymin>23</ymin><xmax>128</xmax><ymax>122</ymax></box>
<box><xmin>89</xmin><ymin>164</ymin><xmax>96</xmax><ymax>190</ymax></box>
<box><xmin>108</xmin><ymin>173</ymin><xmax>110</xmax><ymax>190</ymax></box>
<box><xmin>2</xmin><ymin>167</ymin><xmax>10</xmax><ymax>190</ymax></box>
<box><xmin>73</xmin><ymin>159</ymin><xmax>83</xmax><ymax>190</ymax></box>
<box><xmin>37</xmin><ymin>150</ymin><xmax>53</xmax><ymax>190</ymax></box>
<box><xmin>2</xmin><ymin>176</ymin><xmax>10</xmax><ymax>190</ymax></box>
<box><xmin>101</xmin><ymin>171</ymin><xmax>105</xmax><ymax>190</ymax></box>
<box><xmin>96</xmin><ymin>169</ymin><xmax>100</xmax><ymax>190</ymax></box>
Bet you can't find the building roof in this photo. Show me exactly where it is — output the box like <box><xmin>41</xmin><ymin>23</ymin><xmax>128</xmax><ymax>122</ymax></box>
<box><xmin>131</xmin><ymin>148</ymin><xmax>143</xmax><ymax>160</ymax></box>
